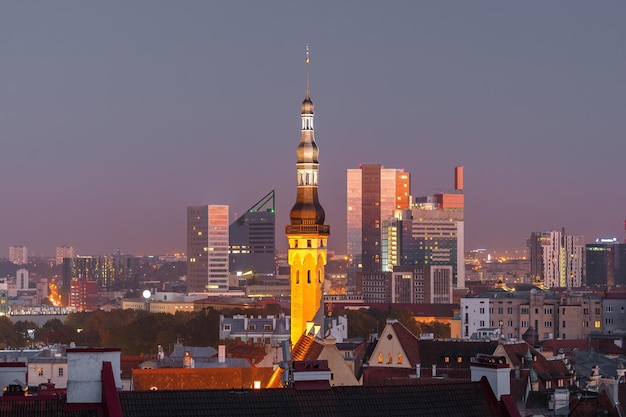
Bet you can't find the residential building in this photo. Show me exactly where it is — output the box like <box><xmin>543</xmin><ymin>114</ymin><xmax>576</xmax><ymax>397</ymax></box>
<box><xmin>229</xmin><ymin>190</ymin><xmax>275</xmax><ymax>279</ymax></box>
<box><xmin>529</xmin><ymin>229</ymin><xmax>584</xmax><ymax>288</ymax></box>
<box><xmin>360</xmin><ymin>265</ymin><xmax>453</xmax><ymax>304</ymax></box>
<box><xmin>55</xmin><ymin>246</ymin><xmax>75</xmax><ymax>265</ymax></box>
<box><xmin>187</xmin><ymin>205</ymin><xmax>229</xmax><ymax>292</ymax></box>
<box><xmin>603</xmin><ymin>292</ymin><xmax>626</xmax><ymax>335</ymax></box>
<box><xmin>9</xmin><ymin>245</ymin><xmax>28</xmax><ymax>265</ymax></box>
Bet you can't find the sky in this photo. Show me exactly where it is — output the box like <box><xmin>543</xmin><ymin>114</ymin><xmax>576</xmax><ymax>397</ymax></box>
<box><xmin>1</xmin><ymin>1</ymin><xmax>625</xmax><ymax>257</ymax></box>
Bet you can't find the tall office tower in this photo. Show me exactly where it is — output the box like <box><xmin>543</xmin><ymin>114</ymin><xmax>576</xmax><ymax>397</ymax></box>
<box><xmin>9</xmin><ymin>246</ymin><xmax>28</xmax><ymax>265</ymax></box>
<box><xmin>347</xmin><ymin>165</ymin><xmax>410</xmax><ymax>273</ymax></box>
<box><xmin>529</xmin><ymin>228</ymin><xmax>584</xmax><ymax>288</ymax></box>
<box><xmin>586</xmin><ymin>238</ymin><xmax>626</xmax><ymax>287</ymax></box>
<box><xmin>56</xmin><ymin>246</ymin><xmax>75</xmax><ymax>265</ymax></box>
<box><xmin>187</xmin><ymin>205</ymin><xmax>229</xmax><ymax>293</ymax></box>
<box><xmin>286</xmin><ymin>48</ymin><xmax>330</xmax><ymax>343</ymax></box>
<box><xmin>395</xmin><ymin>166</ymin><xmax>465</xmax><ymax>288</ymax></box>
<box><xmin>0</xmin><ymin>278</ymin><xmax>7</xmax><ymax>315</ymax></box>
<box><xmin>229</xmin><ymin>190</ymin><xmax>276</xmax><ymax>278</ymax></box>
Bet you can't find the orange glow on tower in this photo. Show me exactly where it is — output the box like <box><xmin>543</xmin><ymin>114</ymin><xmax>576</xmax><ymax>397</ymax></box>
<box><xmin>286</xmin><ymin>47</ymin><xmax>330</xmax><ymax>343</ymax></box>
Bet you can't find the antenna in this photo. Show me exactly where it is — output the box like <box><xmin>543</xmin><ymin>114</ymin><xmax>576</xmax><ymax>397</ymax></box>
<box><xmin>305</xmin><ymin>45</ymin><xmax>310</xmax><ymax>99</ymax></box>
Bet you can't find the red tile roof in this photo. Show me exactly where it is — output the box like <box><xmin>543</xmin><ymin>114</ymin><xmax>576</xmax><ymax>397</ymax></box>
<box><xmin>391</xmin><ymin>321</ymin><xmax>421</xmax><ymax>366</ymax></box>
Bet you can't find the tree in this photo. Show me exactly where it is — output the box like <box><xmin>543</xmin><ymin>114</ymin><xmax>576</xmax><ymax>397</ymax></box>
<box><xmin>0</xmin><ymin>317</ymin><xmax>19</xmax><ymax>349</ymax></box>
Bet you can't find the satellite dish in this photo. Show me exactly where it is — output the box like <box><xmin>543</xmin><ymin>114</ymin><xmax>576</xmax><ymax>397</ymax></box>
<box><xmin>142</xmin><ymin>290</ymin><xmax>151</xmax><ymax>300</ymax></box>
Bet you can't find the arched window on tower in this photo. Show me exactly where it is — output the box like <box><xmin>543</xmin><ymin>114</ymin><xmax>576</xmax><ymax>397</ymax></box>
<box><xmin>318</xmin><ymin>270</ymin><xmax>322</xmax><ymax>283</ymax></box>
<box><xmin>296</xmin><ymin>271</ymin><xmax>300</xmax><ymax>284</ymax></box>
<box><xmin>307</xmin><ymin>270</ymin><xmax>311</xmax><ymax>284</ymax></box>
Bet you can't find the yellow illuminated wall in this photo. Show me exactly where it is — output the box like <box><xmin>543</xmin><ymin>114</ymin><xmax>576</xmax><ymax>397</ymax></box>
<box><xmin>287</xmin><ymin>233</ymin><xmax>327</xmax><ymax>343</ymax></box>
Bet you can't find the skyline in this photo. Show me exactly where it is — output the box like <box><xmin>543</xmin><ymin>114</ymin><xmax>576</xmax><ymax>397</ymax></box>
<box><xmin>2</xmin><ymin>2</ymin><xmax>625</xmax><ymax>256</ymax></box>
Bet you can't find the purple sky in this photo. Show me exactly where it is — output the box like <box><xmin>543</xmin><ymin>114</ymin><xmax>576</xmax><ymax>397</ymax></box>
<box><xmin>1</xmin><ymin>2</ymin><xmax>625</xmax><ymax>257</ymax></box>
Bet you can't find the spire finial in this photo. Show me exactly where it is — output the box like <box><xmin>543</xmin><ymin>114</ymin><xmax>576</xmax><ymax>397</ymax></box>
<box><xmin>305</xmin><ymin>45</ymin><xmax>310</xmax><ymax>99</ymax></box>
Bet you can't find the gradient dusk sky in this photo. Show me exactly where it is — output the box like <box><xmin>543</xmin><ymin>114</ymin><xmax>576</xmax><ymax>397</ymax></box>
<box><xmin>1</xmin><ymin>1</ymin><xmax>625</xmax><ymax>257</ymax></box>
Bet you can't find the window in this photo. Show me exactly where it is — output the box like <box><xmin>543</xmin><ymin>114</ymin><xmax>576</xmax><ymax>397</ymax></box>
<box><xmin>378</xmin><ymin>353</ymin><xmax>383</xmax><ymax>364</ymax></box>
<box><xmin>388</xmin><ymin>353</ymin><xmax>392</xmax><ymax>364</ymax></box>
<box><xmin>37</xmin><ymin>368</ymin><xmax>43</xmax><ymax>377</ymax></box>
<box><xmin>507</xmin><ymin>308</ymin><xmax>513</xmax><ymax>314</ymax></box>
<box><xmin>479</xmin><ymin>320</ymin><xmax>485</xmax><ymax>327</ymax></box>
<box><xmin>507</xmin><ymin>320</ymin><xmax>513</xmax><ymax>327</ymax></box>
<box><xmin>58</xmin><ymin>368</ymin><xmax>63</xmax><ymax>377</ymax></box>
<box><xmin>521</xmin><ymin>308</ymin><xmax>529</xmax><ymax>315</ymax></box>
<box><xmin>595</xmin><ymin>308</ymin><xmax>601</xmax><ymax>315</ymax></box>
<box><xmin>479</xmin><ymin>308</ymin><xmax>485</xmax><ymax>314</ymax></box>
<box><xmin>521</xmin><ymin>320</ymin><xmax>529</xmax><ymax>327</ymax></box>
<box><xmin>544</xmin><ymin>321</ymin><xmax>552</xmax><ymax>328</ymax></box>
<box><xmin>224</xmin><ymin>324</ymin><xmax>231</xmax><ymax>331</ymax></box>
<box><xmin>444</xmin><ymin>356</ymin><xmax>450</xmax><ymax>363</ymax></box>
<box><xmin>307</xmin><ymin>270</ymin><xmax>311</xmax><ymax>284</ymax></box>
<box><xmin>583</xmin><ymin>308</ymin><xmax>588</xmax><ymax>315</ymax></box>
<box><xmin>594</xmin><ymin>321</ymin><xmax>601</xmax><ymax>328</ymax></box>
<box><xmin>498</xmin><ymin>308</ymin><xmax>503</xmax><ymax>314</ymax></box>
<box><xmin>397</xmin><ymin>354</ymin><xmax>403</xmax><ymax>364</ymax></box>
<box><xmin>606</xmin><ymin>306</ymin><xmax>614</xmax><ymax>312</ymax></box>
<box><xmin>562</xmin><ymin>321</ymin><xmax>566</xmax><ymax>328</ymax></box>
<box><xmin>457</xmin><ymin>357</ymin><xmax>463</xmax><ymax>363</ymax></box>
<box><xmin>249</xmin><ymin>325</ymin><xmax>256</xmax><ymax>330</ymax></box>
<box><xmin>544</xmin><ymin>308</ymin><xmax>553</xmax><ymax>315</ymax></box>
<box><xmin>264</xmin><ymin>324</ymin><xmax>271</xmax><ymax>331</ymax></box>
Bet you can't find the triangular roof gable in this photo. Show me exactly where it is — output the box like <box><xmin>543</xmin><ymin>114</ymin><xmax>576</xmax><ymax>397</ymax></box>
<box><xmin>317</xmin><ymin>339</ymin><xmax>360</xmax><ymax>386</ymax></box>
<box><xmin>368</xmin><ymin>320</ymin><xmax>418</xmax><ymax>368</ymax></box>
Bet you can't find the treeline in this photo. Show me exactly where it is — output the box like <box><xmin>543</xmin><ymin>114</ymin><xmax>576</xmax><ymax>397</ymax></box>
<box><xmin>340</xmin><ymin>307</ymin><xmax>451</xmax><ymax>340</ymax></box>
<box><xmin>0</xmin><ymin>304</ymin><xmax>449</xmax><ymax>356</ymax></box>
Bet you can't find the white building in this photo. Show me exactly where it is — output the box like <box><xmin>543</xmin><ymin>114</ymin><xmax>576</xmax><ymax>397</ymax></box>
<box><xmin>530</xmin><ymin>229</ymin><xmax>584</xmax><ymax>288</ymax></box>
<box><xmin>56</xmin><ymin>246</ymin><xmax>75</xmax><ymax>265</ymax></box>
<box><xmin>16</xmin><ymin>269</ymin><xmax>29</xmax><ymax>290</ymax></box>
<box><xmin>460</xmin><ymin>297</ymin><xmax>491</xmax><ymax>339</ymax></box>
<box><xmin>9</xmin><ymin>246</ymin><xmax>28</xmax><ymax>265</ymax></box>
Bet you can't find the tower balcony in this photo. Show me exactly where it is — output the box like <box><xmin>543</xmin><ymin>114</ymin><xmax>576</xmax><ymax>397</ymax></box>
<box><xmin>285</xmin><ymin>224</ymin><xmax>330</xmax><ymax>236</ymax></box>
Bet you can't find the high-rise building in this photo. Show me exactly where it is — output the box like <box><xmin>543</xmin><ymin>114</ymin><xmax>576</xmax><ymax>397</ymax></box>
<box><xmin>529</xmin><ymin>229</ymin><xmax>584</xmax><ymax>288</ymax></box>
<box><xmin>384</xmin><ymin>166</ymin><xmax>465</xmax><ymax>288</ymax></box>
<box><xmin>586</xmin><ymin>238</ymin><xmax>626</xmax><ymax>287</ymax></box>
<box><xmin>287</xmin><ymin>48</ymin><xmax>330</xmax><ymax>343</ymax></box>
<box><xmin>56</xmin><ymin>246</ymin><xmax>75</xmax><ymax>265</ymax></box>
<box><xmin>229</xmin><ymin>190</ymin><xmax>275</xmax><ymax>278</ymax></box>
<box><xmin>9</xmin><ymin>246</ymin><xmax>28</xmax><ymax>265</ymax></box>
<box><xmin>347</xmin><ymin>165</ymin><xmax>410</xmax><ymax>273</ymax></box>
<box><xmin>187</xmin><ymin>205</ymin><xmax>229</xmax><ymax>293</ymax></box>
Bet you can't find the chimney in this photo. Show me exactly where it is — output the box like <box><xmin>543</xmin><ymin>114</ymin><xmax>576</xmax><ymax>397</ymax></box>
<box><xmin>432</xmin><ymin>364</ymin><xmax>436</xmax><ymax>377</ymax></box>
<box><xmin>416</xmin><ymin>364</ymin><xmax>421</xmax><ymax>378</ymax></box>
<box><xmin>218</xmin><ymin>345</ymin><xmax>226</xmax><ymax>363</ymax></box>
<box><xmin>514</xmin><ymin>365</ymin><xmax>520</xmax><ymax>379</ymax></box>
<box><xmin>470</xmin><ymin>354</ymin><xmax>510</xmax><ymax>400</ymax></box>
<box><xmin>66</xmin><ymin>348</ymin><xmax>122</xmax><ymax>404</ymax></box>
<box><xmin>454</xmin><ymin>166</ymin><xmax>464</xmax><ymax>191</ymax></box>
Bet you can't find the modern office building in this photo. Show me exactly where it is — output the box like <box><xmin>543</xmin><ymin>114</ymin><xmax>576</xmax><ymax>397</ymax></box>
<box><xmin>229</xmin><ymin>191</ymin><xmax>275</xmax><ymax>279</ymax></box>
<box><xmin>382</xmin><ymin>166</ymin><xmax>465</xmax><ymax>288</ymax></box>
<box><xmin>16</xmin><ymin>269</ymin><xmax>29</xmax><ymax>290</ymax></box>
<box><xmin>529</xmin><ymin>229</ymin><xmax>584</xmax><ymax>288</ymax></box>
<box><xmin>9</xmin><ymin>246</ymin><xmax>28</xmax><ymax>265</ymax></box>
<box><xmin>586</xmin><ymin>238</ymin><xmax>626</xmax><ymax>288</ymax></box>
<box><xmin>187</xmin><ymin>205</ymin><xmax>229</xmax><ymax>293</ymax></box>
<box><xmin>56</xmin><ymin>246</ymin><xmax>75</xmax><ymax>265</ymax></box>
<box><xmin>347</xmin><ymin>165</ymin><xmax>410</xmax><ymax>274</ymax></box>
<box><xmin>286</xmin><ymin>48</ymin><xmax>330</xmax><ymax>342</ymax></box>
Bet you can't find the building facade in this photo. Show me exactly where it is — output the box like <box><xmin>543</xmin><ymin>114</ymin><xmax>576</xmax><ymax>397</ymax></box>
<box><xmin>9</xmin><ymin>246</ymin><xmax>28</xmax><ymax>265</ymax></box>
<box><xmin>56</xmin><ymin>246</ymin><xmax>75</xmax><ymax>265</ymax></box>
<box><xmin>229</xmin><ymin>190</ymin><xmax>275</xmax><ymax>279</ymax></box>
<box><xmin>187</xmin><ymin>205</ymin><xmax>229</xmax><ymax>292</ymax></box>
<box><xmin>586</xmin><ymin>239</ymin><xmax>626</xmax><ymax>288</ymax></box>
<box><xmin>529</xmin><ymin>229</ymin><xmax>584</xmax><ymax>288</ymax></box>
<box><xmin>347</xmin><ymin>165</ymin><xmax>410</xmax><ymax>274</ymax></box>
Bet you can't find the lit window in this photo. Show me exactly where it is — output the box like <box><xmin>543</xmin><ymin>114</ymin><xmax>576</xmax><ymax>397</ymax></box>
<box><xmin>397</xmin><ymin>354</ymin><xmax>403</xmax><ymax>364</ymax></box>
<box><xmin>595</xmin><ymin>321</ymin><xmax>601</xmax><ymax>328</ymax></box>
<box><xmin>38</xmin><ymin>368</ymin><xmax>43</xmax><ymax>376</ymax></box>
<box><xmin>378</xmin><ymin>353</ymin><xmax>383</xmax><ymax>364</ymax></box>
